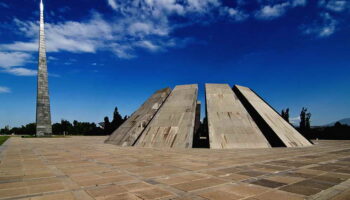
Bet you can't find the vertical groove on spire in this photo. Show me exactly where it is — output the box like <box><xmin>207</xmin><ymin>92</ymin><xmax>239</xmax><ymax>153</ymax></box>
<box><xmin>36</xmin><ymin>0</ymin><xmax>52</xmax><ymax>136</ymax></box>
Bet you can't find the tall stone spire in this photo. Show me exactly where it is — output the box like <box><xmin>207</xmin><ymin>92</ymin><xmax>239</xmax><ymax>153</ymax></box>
<box><xmin>36</xmin><ymin>0</ymin><xmax>52</xmax><ymax>136</ymax></box>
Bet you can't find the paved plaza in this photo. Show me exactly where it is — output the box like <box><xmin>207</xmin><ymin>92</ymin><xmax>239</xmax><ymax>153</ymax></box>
<box><xmin>0</xmin><ymin>137</ymin><xmax>350</xmax><ymax>200</ymax></box>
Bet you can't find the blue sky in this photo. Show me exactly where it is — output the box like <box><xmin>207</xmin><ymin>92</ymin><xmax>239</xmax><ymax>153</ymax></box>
<box><xmin>0</xmin><ymin>0</ymin><xmax>349</xmax><ymax>127</ymax></box>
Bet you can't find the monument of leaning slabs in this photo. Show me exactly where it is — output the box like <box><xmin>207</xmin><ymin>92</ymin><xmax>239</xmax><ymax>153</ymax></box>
<box><xmin>36</xmin><ymin>0</ymin><xmax>52</xmax><ymax>136</ymax></box>
<box><xmin>106</xmin><ymin>84</ymin><xmax>312</xmax><ymax>149</ymax></box>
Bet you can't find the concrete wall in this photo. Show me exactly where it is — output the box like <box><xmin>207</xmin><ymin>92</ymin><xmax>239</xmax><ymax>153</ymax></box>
<box><xmin>135</xmin><ymin>84</ymin><xmax>198</xmax><ymax>148</ymax></box>
<box><xmin>233</xmin><ymin>85</ymin><xmax>312</xmax><ymax>147</ymax></box>
<box><xmin>206</xmin><ymin>84</ymin><xmax>271</xmax><ymax>149</ymax></box>
<box><xmin>105</xmin><ymin>88</ymin><xmax>171</xmax><ymax>146</ymax></box>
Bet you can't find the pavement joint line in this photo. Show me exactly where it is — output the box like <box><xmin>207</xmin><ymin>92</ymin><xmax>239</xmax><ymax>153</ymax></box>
<box><xmin>307</xmin><ymin>178</ymin><xmax>350</xmax><ymax>200</ymax></box>
<box><xmin>0</xmin><ymin>175</ymin><xmax>70</xmax><ymax>184</ymax></box>
<box><xmin>0</xmin><ymin>187</ymin><xmax>88</xmax><ymax>200</ymax></box>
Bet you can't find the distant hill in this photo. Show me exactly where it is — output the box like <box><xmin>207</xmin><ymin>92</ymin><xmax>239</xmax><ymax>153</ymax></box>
<box><xmin>324</xmin><ymin>118</ymin><xmax>350</xmax><ymax>126</ymax></box>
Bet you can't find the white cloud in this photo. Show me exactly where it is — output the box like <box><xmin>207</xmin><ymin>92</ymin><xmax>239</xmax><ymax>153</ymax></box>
<box><xmin>303</xmin><ymin>12</ymin><xmax>337</xmax><ymax>38</ymax></box>
<box><xmin>290</xmin><ymin>116</ymin><xmax>301</xmax><ymax>125</ymax></box>
<box><xmin>255</xmin><ymin>2</ymin><xmax>290</xmax><ymax>20</ymax></box>
<box><xmin>319</xmin><ymin>0</ymin><xmax>349</xmax><ymax>12</ymax></box>
<box><xmin>2</xmin><ymin>0</ymin><xmax>312</xmax><ymax>61</ymax></box>
<box><xmin>48</xmin><ymin>56</ymin><xmax>58</xmax><ymax>61</ymax></box>
<box><xmin>1</xmin><ymin>41</ymin><xmax>37</xmax><ymax>52</ymax></box>
<box><xmin>110</xmin><ymin>43</ymin><xmax>135</xmax><ymax>59</ymax></box>
<box><xmin>0</xmin><ymin>86</ymin><xmax>10</xmax><ymax>93</ymax></box>
<box><xmin>186</xmin><ymin>0</ymin><xmax>220</xmax><ymax>13</ymax></box>
<box><xmin>107</xmin><ymin>0</ymin><xmax>118</xmax><ymax>10</ymax></box>
<box><xmin>0</xmin><ymin>52</ymin><xmax>32</xmax><ymax>68</ymax></box>
<box><xmin>222</xmin><ymin>7</ymin><xmax>249</xmax><ymax>21</ymax></box>
<box><xmin>127</xmin><ymin>21</ymin><xmax>168</xmax><ymax>37</ymax></box>
<box><xmin>2</xmin><ymin>14</ymin><xmax>112</xmax><ymax>53</ymax></box>
<box><xmin>0</xmin><ymin>51</ymin><xmax>37</xmax><ymax>77</ymax></box>
<box><xmin>136</xmin><ymin>40</ymin><xmax>161</xmax><ymax>52</ymax></box>
<box><xmin>303</xmin><ymin>0</ymin><xmax>349</xmax><ymax>38</ymax></box>
<box><xmin>255</xmin><ymin>0</ymin><xmax>308</xmax><ymax>20</ymax></box>
<box><xmin>0</xmin><ymin>0</ymin><xmax>336</xmax><ymax>65</ymax></box>
<box><xmin>1</xmin><ymin>13</ymin><xmax>174</xmax><ymax>59</ymax></box>
<box><xmin>3</xmin><ymin>67</ymin><xmax>37</xmax><ymax>76</ymax></box>
<box><xmin>292</xmin><ymin>0</ymin><xmax>307</xmax><ymax>7</ymax></box>
<box><xmin>144</xmin><ymin>0</ymin><xmax>185</xmax><ymax>15</ymax></box>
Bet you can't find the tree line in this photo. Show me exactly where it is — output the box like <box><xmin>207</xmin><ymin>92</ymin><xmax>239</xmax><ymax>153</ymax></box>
<box><xmin>1</xmin><ymin>106</ymin><xmax>349</xmax><ymax>140</ymax></box>
<box><xmin>0</xmin><ymin>107</ymin><xmax>128</xmax><ymax>136</ymax></box>
<box><xmin>281</xmin><ymin>107</ymin><xmax>350</xmax><ymax>140</ymax></box>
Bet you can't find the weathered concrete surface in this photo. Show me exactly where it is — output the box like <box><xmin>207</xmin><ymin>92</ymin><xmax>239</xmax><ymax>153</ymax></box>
<box><xmin>1</xmin><ymin>137</ymin><xmax>349</xmax><ymax>200</ymax></box>
<box><xmin>135</xmin><ymin>84</ymin><xmax>198</xmax><ymax>148</ymax></box>
<box><xmin>105</xmin><ymin>88</ymin><xmax>171</xmax><ymax>146</ymax></box>
<box><xmin>206</xmin><ymin>84</ymin><xmax>271</xmax><ymax>149</ymax></box>
<box><xmin>234</xmin><ymin>85</ymin><xmax>312</xmax><ymax>147</ymax></box>
<box><xmin>36</xmin><ymin>0</ymin><xmax>52</xmax><ymax>136</ymax></box>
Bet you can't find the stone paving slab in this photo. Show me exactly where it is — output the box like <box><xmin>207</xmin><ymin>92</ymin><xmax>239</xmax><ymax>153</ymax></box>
<box><xmin>0</xmin><ymin>137</ymin><xmax>349</xmax><ymax>200</ymax></box>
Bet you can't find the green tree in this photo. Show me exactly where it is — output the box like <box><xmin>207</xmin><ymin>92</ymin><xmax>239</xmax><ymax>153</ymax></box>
<box><xmin>61</xmin><ymin>120</ymin><xmax>72</xmax><ymax>135</ymax></box>
<box><xmin>111</xmin><ymin>107</ymin><xmax>123</xmax><ymax>131</ymax></box>
<box><xmin>306</xmin><ymin>112</ymin><xmax>311</xmax><ymax>130</ymax></box>
<box><xmin>281</xmin><ymin>108</ymin><xmax>290</xmax><ymax>122</ymax></box>
<box><xmin>300</xmin><ymin>107</ymin><xmax>311</xmax><ymax>133</ymax></box>
<box><xmin>0</xmin><ymin>125</ymin><xmax>11</xmax><ymax>135</ymax></box>
<box><xmin>104</xmin><ymin>116</ymin><xmax>111</xmax><ymax>134</ymax></box>
<box><xmin>300</xmin><ymin>107</ymin><xmax>307</xmax><ymax>131</ymax></box>
<box><xmin>285</xmin><ymin>108</ymin><xmax>289</xmax><ymax>123</ymax></box>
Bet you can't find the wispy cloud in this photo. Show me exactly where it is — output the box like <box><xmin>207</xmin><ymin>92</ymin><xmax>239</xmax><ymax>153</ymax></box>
<box><xmin>303</xmin><ymin>12</ymin><xmax>338</xmax><ymax>38</ymax></box>
<box><xmin>0</xmin><ymin>52</ymin><xmax>32</xmax><ymax>68</ymax></box>
<box><xmin>302</xmin><ymin>0</ymin><xmax>349</xmax><ymax>38</ymax></box>
<box><xmin>0</xmin><ymin>0</ymin><xmax>344</xmax><ymax>64</ymax></box>
<box><xmin>319</xmin><ymin>0</ymin><xmax>349</xmax><ymax>12</ymax></box>
<box><xmin>292</xmin><ymin>0</ymin><xmax>307</xmax><ymax>7</ymax></box>
<box><xmin>0</xmin><ymin>2</ymin><xmax>9</xmax><ymax>8</ymax></box>
<box><xmin>1</xmin><ymin>0</ymin><xmax>305</xmax><ymax>60</ymax></box>
<box><xmin>3</xmin><ymin>67</ymin><xmax>37</xmax><ymax>76</ymax></box>
<box><xmin>48</xmin><ymin>56</ymin><xmax>58</xmax><ymax>61</ymax></box>
<box><xmin>221</xmin><ymin>7</ymin><xmax>249</xmax><ymax>22</ymax></box>
<box><xmin>290</xmin><ymin>116</ymin><xmax>301</xmax><ymax>125</ymax></box>
<box><xmin>0</xmin><ymin>86</ymin><xmax>11</xmax><ymax>93</ymax></box>
<box><xmin>255</xmin><ymin>3</ymin><xmax>290</xmax><ymax>20</ymax></box>
<box><xmin>0</xmin><ymin>52</ymin><xmax>36</xmax><ymax>76</ymax></box>
<box><xmin>255</xmin><ymin>0</ymin><xmax>306</xmax><ymax>20</ymax></box>
<box><xmin>107</xmin><ymin>0</ymin><xmax>118</xmax><ymax>10</ymax></box>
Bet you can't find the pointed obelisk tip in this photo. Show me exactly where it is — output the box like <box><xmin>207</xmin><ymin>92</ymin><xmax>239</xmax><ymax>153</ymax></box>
<box><xmin>40</xmin><ymin>0</ymin><xmax>43</xmax><ymax>11</ymax></box>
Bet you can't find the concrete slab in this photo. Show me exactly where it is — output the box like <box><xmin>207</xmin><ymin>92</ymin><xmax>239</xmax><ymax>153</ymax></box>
<box><xmin>105</xmin><ymin>88</ymin><xmax>171</xmax><ymax>146</ymax></box>
<box><xmin>205</xmin><ymin>84</ymin><xmax>271</xmax><ymax>149</ymax></box>
<box><xmin>233</xmin><ymin>85</ymin><xmax>312</xmax><ymax>147</ymax></box>
<box><xmin>135</xmin><ymin>84</ymin><xmax>198</xmax><ymax>148</ymax></box>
